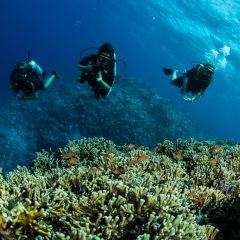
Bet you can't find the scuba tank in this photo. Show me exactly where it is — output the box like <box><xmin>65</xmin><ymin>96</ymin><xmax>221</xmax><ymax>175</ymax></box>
<box><xmin>27</xmin><ymin>51</ymin><xmax>45</xmax><ymax>78</ymax></box>
<box><xmin>28</xmin><ymin>60</ymin><xmax>44</xmax><ymax>76</ymax></box>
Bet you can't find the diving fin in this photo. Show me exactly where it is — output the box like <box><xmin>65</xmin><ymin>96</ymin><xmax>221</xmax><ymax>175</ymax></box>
<box><xmin>162</xmin><ymin>67</ymin><xmax>178</xmax><ymax>75</ymax></box>
<box><xmin>51</xmin><ymin>71</ymin><xmax>62</xmax><ymax>80</ymax></box>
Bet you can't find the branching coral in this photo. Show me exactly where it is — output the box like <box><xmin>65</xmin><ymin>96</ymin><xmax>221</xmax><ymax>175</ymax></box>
<box><xmin>1</xmin><ymin>137</ymin><xmax>240</xmax><ymax>239</ymax></box>
<box><xmin>0</xmin><ymin>198</ymin><xmax>51</xmax><ymax>239</ymax></box>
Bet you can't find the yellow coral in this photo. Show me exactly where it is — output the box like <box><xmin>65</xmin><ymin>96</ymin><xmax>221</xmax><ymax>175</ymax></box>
<box><xmin>3</xmin><ymin>137</ymin><xmax>240</xmax><ymax>239</ymax></box>
<box><xmin>10</xmin><ymin>199</ymin><xmax>51</xmax><ymax>239</ymax></box>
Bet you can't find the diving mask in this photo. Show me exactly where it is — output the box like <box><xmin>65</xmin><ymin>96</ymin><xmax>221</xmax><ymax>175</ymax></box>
<box><xmin>205</xmin><ymin>66</ymin><xmax>214</xmax><ymax>75</ymax></box>
<box><xmin>98</xmin><ymin>54</ymin><xmax>111</xmax><ymax>64</ymax></box>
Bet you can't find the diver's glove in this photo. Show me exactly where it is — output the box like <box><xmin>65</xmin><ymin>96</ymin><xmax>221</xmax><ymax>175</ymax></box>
<box><xmin>91</xmin><ymin>65</ymin><xmax>104</xmax><ymax>74</ymax></box>
<box><xmin>51</xmin><ymin>71</ymin><xmax>62</xmax><ymax>80</ymax></box>
<box><xmin>14</xmin><ymin>94</ymin><xmax>23</xmax><ymax>100</ymax></box>
<box><xmin>51</xmin><ymin>71</ymin><xmax>57</xmax><ymax>77</ymax></box>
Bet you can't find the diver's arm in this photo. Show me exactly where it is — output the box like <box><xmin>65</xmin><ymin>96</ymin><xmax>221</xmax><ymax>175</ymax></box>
<box><xmin>96</xmin><ymin>71</ymin><xmax>111</xmax><ymax>91</ymax></box>
<box><xmin>97</xmin><ymin>79</ymin><xmax>112</xmax><ymax>91</ymax></box>
<box><xmin>22</xmin><ymin>92</ymin><xmax>38</xmax><ymax>100</ymax></box>
<box><xmin>13</xmin><ymin>91</ymin><xmax>22</xmax><ymax>100</ymax></box>
<box><xmin>11</xmin><ymin>86</ymin><xmax>23</xmax><ymax>100</ymax></box>
<box><xmin>191</xmin><ymin>90</ymin><xmax>203</xmax><ymax>101</ymax></box>
<box><xmin>77</xmin><ymin>64</ymin><xmax>93</xmax><ymax>71</ymax></box>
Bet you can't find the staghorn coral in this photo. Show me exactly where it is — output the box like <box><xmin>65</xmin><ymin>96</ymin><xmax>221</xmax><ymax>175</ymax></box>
<box><xmin>1</xmin><ymin>137</ymin><xmax>240</xmax><ymax>239</ymax></box>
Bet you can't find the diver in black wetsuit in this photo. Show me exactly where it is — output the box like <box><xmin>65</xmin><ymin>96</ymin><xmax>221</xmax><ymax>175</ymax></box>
<box><xmin>163</xmin><ymin>62</ymin><xmax>215</xmax><ymax>102</ymax></box>
<box><xmin>10</xmin><ymin>59</ymin><xmax>61</xmax><ymax>100</ymax></box>
<box><xmin>77</xmin><ymin>43</ymin><xmax>117</xmax><ymax>101</ymax></box>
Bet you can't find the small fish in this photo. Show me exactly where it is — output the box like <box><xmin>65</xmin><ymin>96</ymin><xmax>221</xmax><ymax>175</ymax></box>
<box><xmin>209</xmin><ymin>146</ymin><xmax>221</xmax><ymax>151</ymax></box>
<box><xmin>179</xmin><ymin>142</ymin><xmax>186</xmax><ymax>147</ymax></box>
<box><xmin>72</xmin><ymin>187</ymin><xmax>81</xmax><ymax>193</ymax></box>
<box><xmin>65</xmin><ymin>158</ymin><xmax>80</xmax><ymax>164</ymax></box>
<box><xmin>195</xmin><ymin>194</ymin><xmax>206</xmax><ymax>204</ymax></box>
<box><xmin>124</xmin><ymin>152</ymin><xmax>129</xmax><ymax>157</ymax></box>
<box><xmin>228</xmin><ymin>156</ymin><xmax>235</xmax><ymax>160</ymax></box>
<box><xmin>173</xmin><ymin>154</ymin><xmax>182</xmax><ymax>160</ymax></box>
<box><xmin>129</xmin><ymin>160</ymin><xmax>138</xmax><ymax>165</ymax></box>
<box><xmin>113</xmin><ymin>169</ymin><xmax>121</xmax><ymax>175</ymax></box>
<box><xmin>88</xmin><ymin>168</ymin><xmax>98</xmax><ymax>173</ymax></box>
<box><xmin>138</xmin><ymin>155</ymin><xmax>149</xmax><ymax>161</ymax></box>
<box><xmin>128</xmin><ymin>144</ymin><xmax>135</xmax><ymax>148</ymax></box>
<box><xmin>62</xmin><ymin>152</ymin><xmax>75</xmax><ymax>158</ymax></box>
<box><xmin>136</xmin><ymin>146</ymin><xmax>142</xmax><ymax>150</ymax></box>
<box><xmin>153</xmin><ymin>146</ymin><xmax>159</xmax><ymax>152</ymax></box>
<box><xmin>188</xmin><ymin>190</ymin><xmax>195</xmax><ymax>197</ymax></box>
<box><xmin>210</xmin><ymin>159</ymin><xmax>217</xmax><ymax>165</ymax></box>
<box><xmin>106</xmin><ymin>149</ymin><xmax>114</xmax><ymax>153</ymax></box>
<box><xmin>103</xmin><ymin>154</ymin><xmax>110</xmax><ymax>158</ymax></box>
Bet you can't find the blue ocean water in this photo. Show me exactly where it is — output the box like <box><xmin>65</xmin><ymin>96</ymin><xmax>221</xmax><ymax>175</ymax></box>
<box><xmin>0</xmin><ymin>0</ymin><xmax>239</xmax><ymax>141</ymax></box>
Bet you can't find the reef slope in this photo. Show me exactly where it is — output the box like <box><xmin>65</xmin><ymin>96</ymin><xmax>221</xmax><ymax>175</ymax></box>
<box><xmin>0</xmin><ymin>75</ymin><xmax>216</xmax><ymax>172</ymax></box>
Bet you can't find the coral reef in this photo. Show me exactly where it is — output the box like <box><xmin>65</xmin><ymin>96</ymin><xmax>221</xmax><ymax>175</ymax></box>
<box><xmin>1</xmin><ymin>137</ymin><xmax>240</xmax><ymax>239</ymax></box>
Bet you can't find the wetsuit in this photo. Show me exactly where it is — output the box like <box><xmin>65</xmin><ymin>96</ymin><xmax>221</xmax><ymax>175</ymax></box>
<box><xmin>174</xmin><ymin>66</ymin><xmax>211</xmax><ymax>96</ymax></box>
<box><xmin>10</xmin><ymin>69</ymin><xmax>44</xmax><ymax>97</ymax></box>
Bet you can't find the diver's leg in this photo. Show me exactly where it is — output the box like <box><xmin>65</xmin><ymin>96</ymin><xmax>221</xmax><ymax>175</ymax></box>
<box><xmin>43</xmin><ymin>75</ymin><xmax>55</xmax><ymax>90</ymax></box>
<box><xmin>171</xmin><ymin>70</ymin><xmax>178</xmax><ymax>85</ymax></box>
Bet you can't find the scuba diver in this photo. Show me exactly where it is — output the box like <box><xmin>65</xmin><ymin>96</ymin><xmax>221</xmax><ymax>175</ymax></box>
<box><xmin>162</xmin><ymin>61</ymin><xmax>216</xmax><ymax>102</ymax></box>
<box><xmin>77</xmin><ymin>42</ymin><xmax>124</xmax><ymax>101</ymax></box>
<box><xmin>10</xmin><ymin>52</ymin><xmax>62</xmax><ymax>100</ymax></box>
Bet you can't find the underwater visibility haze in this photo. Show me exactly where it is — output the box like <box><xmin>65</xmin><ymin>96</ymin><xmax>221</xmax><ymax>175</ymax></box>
<box><xmin>0</xmin><ymin>0</ymin><xmax>239</xmax><ymax>141</ymax></box>
<box><xmin>2</xmin><ymin>1</ymin><xmax>240</xmax><ymax>240</ymax></box>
